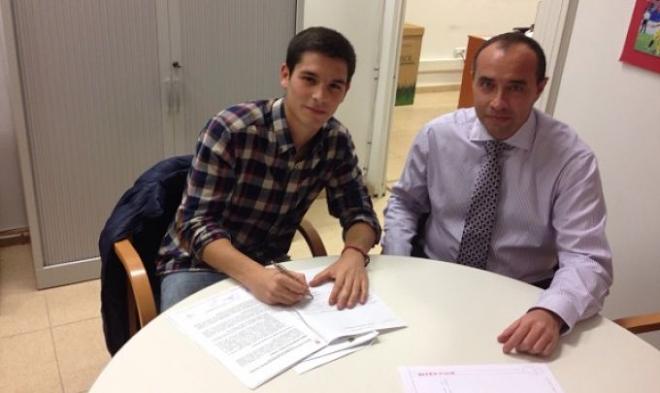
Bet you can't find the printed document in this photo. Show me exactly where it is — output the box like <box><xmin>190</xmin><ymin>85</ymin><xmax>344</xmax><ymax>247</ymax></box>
<box><xmin>169</xmin><ymin>286</ymin><xmax>324</xmax><ymax>389</ymax></box>
<box><xmin>399</xmin><ymin>364</ymin><xmax>565</xmax><ymax>393</ymax></box>
<box><xmin>168</xmin><ymin>268</ymin><xmax>405</xmax><ymax>389</ymax></box>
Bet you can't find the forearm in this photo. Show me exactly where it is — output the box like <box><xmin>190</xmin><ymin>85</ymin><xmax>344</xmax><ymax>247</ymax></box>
<box><xmin>535</xmin><ymin>255</ymin><xmax>612</xmax><ymax>333</ymax></box>
<box><xmin>343</xmin><ymin>222</ymin><xmax>377</xmax><ymax>253</ymax></box>
<box><xmin>201</xmin><ymin>238</ymin><xmax>264</xmax><ymax>286</ymax></box>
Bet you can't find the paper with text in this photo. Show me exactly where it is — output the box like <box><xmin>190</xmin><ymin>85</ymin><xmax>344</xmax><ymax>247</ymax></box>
<box><xmin>399</xmin><ymin>364</ymin><xmax>565</xmax><ymax>393</ymax></box>
<box><xmin>298</xmin><ymin>269</ymin><xmax>405</xmax><ymax>342</ymax></box>
<box><xmin>168</xmin><ymin>287</ymin><xmax>325</xmax><ymax>389</ymax></box>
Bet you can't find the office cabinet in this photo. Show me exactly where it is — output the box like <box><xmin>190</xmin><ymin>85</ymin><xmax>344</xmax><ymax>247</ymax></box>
<box><xmin>2</xmin><ymin>0</ymin><xmax>296</xmax><ymax>287</ymax></box>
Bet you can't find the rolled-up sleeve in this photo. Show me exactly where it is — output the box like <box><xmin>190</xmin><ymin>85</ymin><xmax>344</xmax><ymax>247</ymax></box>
<box><xmin>325</xmin><ymin>133</ymin><xmax>382</xmax><ymax>242</ymax></box>
<box><xmin>535</xmin><ymin>152</ymin><xmax>613</xmax><ymax>332</ymax></box>
<box><xmin>175</xmin><ymin>119</ymin><xmax>236</xmax><ymax>260</ymax></box>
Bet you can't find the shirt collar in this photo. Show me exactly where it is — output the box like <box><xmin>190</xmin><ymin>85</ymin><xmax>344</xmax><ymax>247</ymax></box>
<box><xmin>469</xmin><ymin>109</ymin><xmax>537</xmax><ymax>151</ymax></box>
<box><xmin>274</xmin><ymin>96</ymin><xmax>330</xmax><ymax>156</ymax></box>
<box><xmin>272</xmin><ymin>97</ymin><xmax>296</xmax><ymax>154</ymax></box>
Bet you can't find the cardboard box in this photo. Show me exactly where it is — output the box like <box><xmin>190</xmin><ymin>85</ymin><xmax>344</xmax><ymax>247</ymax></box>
<box><xmin>396</xmin><ymin>23</ymin><xmax>424</xmax><ymax>106</ymax></box>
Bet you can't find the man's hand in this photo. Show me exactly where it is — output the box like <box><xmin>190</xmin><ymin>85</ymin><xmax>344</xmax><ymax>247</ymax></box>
<box><xmin>309</xmin><ymin>248</ymin><xmax>368</xmax><ymax>310</ymax></box>
<box><xmin>497</xmin><ymin>308</ymin><xmax>562</xmax><ymax>357</ymax></box>
<box><xmin>244</xmin><ymin>267</ymin><xmax>309</xmax><ymax>306</ymax></box>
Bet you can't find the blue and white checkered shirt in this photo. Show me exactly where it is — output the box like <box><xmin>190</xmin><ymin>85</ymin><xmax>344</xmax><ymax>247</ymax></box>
<box><xmin>157</xmin><ymin>97</ymin><xmax>380</xmax><ymax>275</ymax></box>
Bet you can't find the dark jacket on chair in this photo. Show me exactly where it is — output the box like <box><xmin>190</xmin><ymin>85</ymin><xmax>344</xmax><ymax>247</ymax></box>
<box><xmin>98</xmin><ymin>155</ymin><xmax>192</xmax><ymax>355</ymax></box>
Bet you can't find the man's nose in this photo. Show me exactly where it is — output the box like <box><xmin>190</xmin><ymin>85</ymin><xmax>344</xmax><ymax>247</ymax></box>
<box><xmin>312</xmin><ymin>85</ymin><xmax>326</xmax><ymax>102</ymax></box>
<box><xmin>490</xmin><ymin>89</ymin><xmax>508</xmax><ymax>111</ymax></box>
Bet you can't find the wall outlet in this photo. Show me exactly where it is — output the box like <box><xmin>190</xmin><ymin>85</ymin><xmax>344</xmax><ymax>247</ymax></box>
<box><xmin>453</xmin><ymin>47</ymin><xmax>466</xmax><ymax>59</ymax></box>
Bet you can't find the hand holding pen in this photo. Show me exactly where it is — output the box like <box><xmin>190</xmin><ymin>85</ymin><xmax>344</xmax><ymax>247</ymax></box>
<box><xmin>273</xmin><ymin>262</ymin><xmax>314</xmax><ymax>300</ymax></box>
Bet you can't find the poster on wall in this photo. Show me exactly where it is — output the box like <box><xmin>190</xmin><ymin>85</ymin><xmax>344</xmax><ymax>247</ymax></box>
<box><xmin>620</xmin><ymin>0</ymin><xmax>660</xmax><ymax>73</ymax></box>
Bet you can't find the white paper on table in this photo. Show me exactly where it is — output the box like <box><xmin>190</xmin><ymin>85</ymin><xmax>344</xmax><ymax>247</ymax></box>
<box><xmin>398</xmin><ymin>364</ymin><xmax>565</xmax><ymax>393</ymax></box>
<box><xmin>293</xmin><ymin>335</ymin><xmax>377</xmax><ymax>374</ymax></box>
<box><xmin>297</xmin><ymin>269</ymin><xmax>406</xmax><ymax>342</ymax></box>
<box><xmin>305</xmin><ymin>330</ymin><xmax>378</xmax><ymax>360</ymax></box>
<box><xmin>168</xmin><ymin>286</ymin><xmax>325</xmax><ymax>389</ymax></box>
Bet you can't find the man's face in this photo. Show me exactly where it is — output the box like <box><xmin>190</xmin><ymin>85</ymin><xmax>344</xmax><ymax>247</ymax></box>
<box><xmin>280</xmin><ymin>52</ymin><xmax>350</xmax><ymax>135</ymax></box>
<box><xmin>472</xmin><ymin>43</ymin><xmax>547</xmax><ymax>140</ymax></box>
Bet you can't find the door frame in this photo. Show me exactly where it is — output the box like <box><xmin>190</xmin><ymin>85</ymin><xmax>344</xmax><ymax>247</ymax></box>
<box><xmin>533</xmin><ymin>0</ymin><xmax>578</xmax><ymax>115</ymax></box>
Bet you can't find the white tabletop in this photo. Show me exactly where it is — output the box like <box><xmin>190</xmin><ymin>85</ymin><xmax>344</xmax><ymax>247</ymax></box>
<box><xmin>91</xmin><ymin>255</ymin><xmax>660</xmax><ymax>392</ymax></box>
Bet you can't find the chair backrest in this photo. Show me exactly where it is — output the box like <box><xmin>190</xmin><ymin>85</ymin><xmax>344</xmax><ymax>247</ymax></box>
<box><xmin>99</xmin><ymin>155</ymin><xmax>192</xmax><ymax>355</ymax></box>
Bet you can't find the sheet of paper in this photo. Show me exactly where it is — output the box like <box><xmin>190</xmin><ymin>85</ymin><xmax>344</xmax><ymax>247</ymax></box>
<box><xmin>399</xmin><ymin>364</ymin><xmax>565</xmax><ymax>393</ymax></box>
<box><xmin>297</xmin><ymin>269</ymin><xmax>406</xmax><ymax>342</ymax></box>
<box><xmin>304</xmin><ymin>331</ymin><xmax>378</xmax><ymax>360</ymax></box>
<box><xmin>293</xmin><ymin>336</ymin><xmax>377</xmax><ymax>374</ymax></box>
<box><xmin>168</xmin><ymin>287</ymin><xmax>326</xmax><ymax>389</ymax></box>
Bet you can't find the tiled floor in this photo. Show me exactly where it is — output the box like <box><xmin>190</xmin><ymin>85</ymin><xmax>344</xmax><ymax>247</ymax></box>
<box><xmin>0</xmin><ymin>90</ymin><xmax>458</xmax><ymax>393</ymax></box>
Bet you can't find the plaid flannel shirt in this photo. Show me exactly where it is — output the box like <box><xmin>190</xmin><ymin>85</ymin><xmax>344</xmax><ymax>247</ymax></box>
<box><xmin>156</xmin><ymin>97</ymin><xmax>381</xmax><ymax>275</ymax></box>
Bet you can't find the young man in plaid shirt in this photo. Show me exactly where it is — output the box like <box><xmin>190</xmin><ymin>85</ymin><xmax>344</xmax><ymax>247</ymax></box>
<box><xmin>157</xmin><ymin>27</ymin><xmax>381</xmax><ymax>311</ymax></box>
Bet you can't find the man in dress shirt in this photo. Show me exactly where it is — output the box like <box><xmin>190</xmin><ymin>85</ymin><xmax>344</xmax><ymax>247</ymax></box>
<box><xmin>157</xmin><ymin>27</ymin><xmax>380</xmax><ymax>312</ymax></box>
<box><xmin>382</xmin><ymin>32</ymin><xmax>612</xmax><ymax>357</ymax></box>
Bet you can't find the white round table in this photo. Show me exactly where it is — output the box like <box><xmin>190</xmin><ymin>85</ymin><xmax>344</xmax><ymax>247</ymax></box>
<box><xmin>91</xmin><ymin>255</ymin><xmax>660</xmax><ymax>392</ymax></box>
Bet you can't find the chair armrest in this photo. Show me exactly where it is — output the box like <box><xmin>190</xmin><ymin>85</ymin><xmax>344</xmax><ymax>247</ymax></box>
<box><xmin>297</xmin><ymin>219</ymin><xmax>327</xmax><ymax>257</ymax></box>
<box><xmin>614</xmin><ymin>312</ymin><xmax>660</xmax><ymax>334</ymax></box>
<box><xmin>114</xmin><ymin>239</ymin><xmax>158</xmax><ymax>328</ymax></box>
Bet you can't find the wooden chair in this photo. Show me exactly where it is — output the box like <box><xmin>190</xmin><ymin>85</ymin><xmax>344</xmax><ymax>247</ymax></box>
<box><xmin>613</xmin><ymin>312</ymin><xmax>660</xmax><ymax>334</ymax></box>
<box><xmin>115</xmin><ymin>219</ymin><xmax>327</xmax><ymax>337</ymax></box>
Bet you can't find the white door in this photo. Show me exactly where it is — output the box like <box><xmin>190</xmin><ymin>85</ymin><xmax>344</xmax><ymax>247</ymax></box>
<box><xmin>302</xmin><ymin>0</ymin><xmax>405</xmax><ymax>196</ymax></box>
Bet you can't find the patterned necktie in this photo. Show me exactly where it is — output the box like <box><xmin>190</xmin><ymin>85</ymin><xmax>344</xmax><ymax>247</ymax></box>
<box><xmin>456</xmin><ymin>140</ymin><xmax>509</xmax><ymax>269</ymax></box>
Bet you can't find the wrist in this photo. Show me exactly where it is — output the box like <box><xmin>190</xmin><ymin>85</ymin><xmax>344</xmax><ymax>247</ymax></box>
<box><xmin>341</xmin><ymin>245</ymin><xmax>370</xmax><ymax>266</ymax></box>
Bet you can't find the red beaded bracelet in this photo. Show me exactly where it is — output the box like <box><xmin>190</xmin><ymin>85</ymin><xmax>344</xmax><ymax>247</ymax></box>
<box><xmin>341</xmin><ymin>245</ymin><xmax>370</xmax><ymax>266</ymax></box>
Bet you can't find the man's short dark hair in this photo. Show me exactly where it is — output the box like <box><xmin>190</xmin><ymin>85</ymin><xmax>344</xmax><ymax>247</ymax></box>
<box><xmin>286</xmin><ymin>27</ymin><xmax>356</xmax><ymax>83</ymax></box>
<box><xmin>472</xmin><ymin>32</ymin><xmax>547</xmax><ymax>83</ymax></box>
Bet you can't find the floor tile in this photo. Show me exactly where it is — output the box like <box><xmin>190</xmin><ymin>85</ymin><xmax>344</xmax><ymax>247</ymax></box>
<box><xmin>0</xmin><ymin>329</ymin><xmax>62</xmax><ymax>393</ymax></box>
<box><xmin>44</xmin><ymin>280</ymin><xmax>101</xmax><ymax>327</ymax></box>
<box><xmin>0</xmin><ymin>244</ymin><xmax>37</xmax><ymax>296</ymax></box>
<box><xmin>0</xmin><ymin>292</ymin><xmax>50</xmax><ymax>338</ymax></box>
<box><xmin>52</xmin><ymin>318</ymin><xmax>110</xmax><ymax>393</ymax></box>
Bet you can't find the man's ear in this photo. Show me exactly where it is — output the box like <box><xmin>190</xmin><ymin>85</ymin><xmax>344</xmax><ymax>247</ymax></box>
<box><xmin>340</xmin><ymin>81</ymin><xmax>351</xmax><ymax>101</ymax></box>
<box><xmin>279</xmin><ymin>63</ymin><xmax>290</xmax><ymax>89</ymax></box>
<box><xmin>537</xmin><ymin>77</ymin><xmax>549</xmax><ymax>96</ymax></box>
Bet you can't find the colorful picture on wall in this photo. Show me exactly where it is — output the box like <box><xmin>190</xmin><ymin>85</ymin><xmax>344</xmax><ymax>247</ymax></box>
<box><xmin>621</xmin><ymin>0</ymin><xmax>660</xmax><ymax>73</ymax></box>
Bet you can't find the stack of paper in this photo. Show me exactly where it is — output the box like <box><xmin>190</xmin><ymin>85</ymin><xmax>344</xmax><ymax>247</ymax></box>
<box><xmin>168</xmin><ymin>268</ymin><xmax>405</xmax><ymax>389</ymax></box>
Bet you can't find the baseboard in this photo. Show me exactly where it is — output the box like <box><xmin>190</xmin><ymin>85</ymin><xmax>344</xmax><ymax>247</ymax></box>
<box><xmin>416</xmin><ymin>84</ymin><xmax>460</xmax><ymax>93</ymax></box>
<box><xmin>414</xmin><ymin>58</ymin><xmax>463</xmax><ymax>92</ymax></box>
<box><xmin>0</xmin><ymin>227</ymin><xmax>30</xmax><ymax>247</ymax></box>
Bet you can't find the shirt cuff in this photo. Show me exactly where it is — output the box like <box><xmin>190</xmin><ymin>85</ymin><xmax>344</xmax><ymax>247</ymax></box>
<box><xmin>534</xmin><ymin>291</ymin><xmax>580</xmax><ymax>335</ymax></box>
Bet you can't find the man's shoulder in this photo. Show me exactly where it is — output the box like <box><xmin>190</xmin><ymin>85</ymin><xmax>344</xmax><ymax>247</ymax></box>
<box><xmin>534</xmin><ymin>110</ymin><xmax>594</xmax><ymax>156</ymax></box>
<box><xmin>218</xmin><ymin>99</ymin><xmax>272</xmax><ymax>125</ymax></box>
<box><xmin>422</xmin><ymin>107</ymin><xmax>476</xmax><ymax>140</ymax></box>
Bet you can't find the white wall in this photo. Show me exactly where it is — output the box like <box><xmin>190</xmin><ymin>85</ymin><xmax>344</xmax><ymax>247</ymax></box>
<box><xmin>405</xmin><ymin>0</ymin><xmax>539</xmax><ymax>88</ymax></box>
<box><xmin>0</xmin><ymin>10</ymin><xmax>27</xmax><ymax>232</ymax></box>
<box><xmin>553</xmin><ymin>0</ymin><xmax>660</xmax><ymax>348</ymax></box>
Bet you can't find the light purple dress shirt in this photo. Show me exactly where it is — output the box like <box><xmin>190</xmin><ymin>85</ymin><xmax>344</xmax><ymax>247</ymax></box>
<box><xmin>382</xmin><ymin>108</ymin><xmax>613</xmax><ymax>331</ymax></box>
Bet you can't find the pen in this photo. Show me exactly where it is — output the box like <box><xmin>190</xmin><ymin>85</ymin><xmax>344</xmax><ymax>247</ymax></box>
<box><xmin>273</xmin><ymin>262</ymin><xmax>314</xmax><ymax>299</ymax></box>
